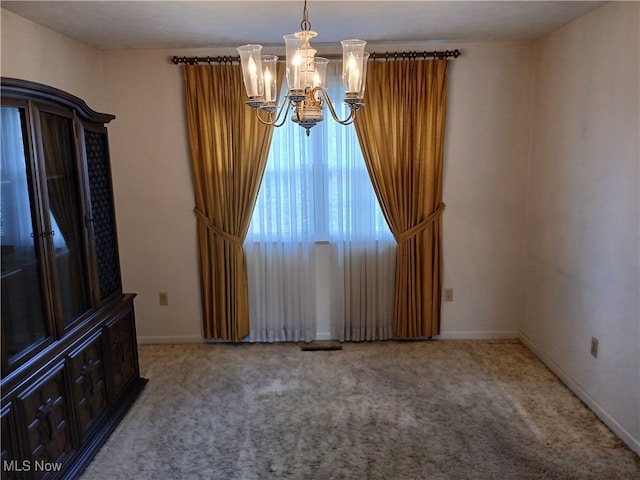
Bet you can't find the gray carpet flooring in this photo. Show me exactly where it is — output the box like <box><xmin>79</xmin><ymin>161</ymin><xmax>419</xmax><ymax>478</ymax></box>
<box><xmin>81</xmin><ymin>340</ymin><xmax>639</xmax><ymax>479</ymax></box>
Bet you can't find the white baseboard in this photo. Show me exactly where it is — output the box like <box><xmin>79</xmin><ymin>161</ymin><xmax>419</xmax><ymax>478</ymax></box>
<box><xmin>437</xmin><ymin>330</ymin><xmax>520</xmax><ymax>340</ymax></box>
<box><xmin>138</xmin><ymin>331</ymin><xmax>519</xmax><ymax>344</ymax></box>
<box><xmin>137</xmin><ymin>335</ymin><xmax>204</xmax><ymax>344</ymax></box>
<box><xmin>519</xmin><ymin>332</ymin><xmax>640</xmax><ymax>456</ymax></box>
<box><xmin>315</xmin><ymin>331</ymin><xmax>520</xmax><ymax>341</ymax></box>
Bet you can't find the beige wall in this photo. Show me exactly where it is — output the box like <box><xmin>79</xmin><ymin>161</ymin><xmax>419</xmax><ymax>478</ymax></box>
<box><xmin>101</xmin><ymin>49</ymin><xmax>203</xmax><ymax>342</ymax></box>
<box><xmin>442</xmin><ymin>42</ymin><xmax>531</xmax><ymax>338</ymax></box>
<box><xmin>1</xmin><ymin>9</ymin><xmax>106</xmax><ymax>111</ymax></box>
<box><xmin>521</xmin><ymin>2</ymin><xmax>639</xmax><ymax>453</ymax></box>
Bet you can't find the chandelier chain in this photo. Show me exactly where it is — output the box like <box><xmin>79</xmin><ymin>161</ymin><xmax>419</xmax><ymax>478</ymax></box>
<box><xmin>300</xmin><ymin>0</ymin><xmax>311</xmax><ymax>31</ymax></box>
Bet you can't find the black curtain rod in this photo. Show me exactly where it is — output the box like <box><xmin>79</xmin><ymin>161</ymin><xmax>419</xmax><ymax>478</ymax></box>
<box><xmin>171</xmin><ymin>49</ymin><xmax>461</xmax><ymax>66</ymax></box>
<box><xmin>371</xmin><ymin>49</ymin><xmax>461</xmax><ymax>60</ymax></box>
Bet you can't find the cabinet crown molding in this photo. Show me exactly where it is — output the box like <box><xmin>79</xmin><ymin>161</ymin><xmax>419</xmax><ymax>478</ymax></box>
<box><xmin>1</xmin><ymin>77</ymin><xmax>115</xmax><ymax>124</ymax></box>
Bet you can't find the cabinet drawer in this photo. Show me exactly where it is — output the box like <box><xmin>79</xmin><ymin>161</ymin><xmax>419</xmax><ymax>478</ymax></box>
<box><xmin>15</xmin><ymin>362</ymin><xmax>74</xmax><ymax>479</ymax></box>
<box><xmin>68</xmin><ymin>333</ymin><xmax>108</xmax><ymax>441</ymax></box>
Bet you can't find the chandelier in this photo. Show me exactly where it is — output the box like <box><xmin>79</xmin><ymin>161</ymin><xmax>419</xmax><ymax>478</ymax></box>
<box><xmin>237</xmin><ymin>0</ymin><xmax>369</xmax><ymax>135</ymax></box>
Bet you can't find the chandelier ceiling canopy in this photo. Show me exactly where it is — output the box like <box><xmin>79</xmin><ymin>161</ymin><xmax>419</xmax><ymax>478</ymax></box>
<box><xmin>237</xmin><ymin>0</ymin><xmax>369</xmax><ymax>135</ymax></box>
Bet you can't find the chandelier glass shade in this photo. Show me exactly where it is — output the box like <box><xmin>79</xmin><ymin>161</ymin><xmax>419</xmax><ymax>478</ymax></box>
<box><xmin>237</xmin><ymin>1</ymin><xmax>369</xmax><ymax>135</ymax></box>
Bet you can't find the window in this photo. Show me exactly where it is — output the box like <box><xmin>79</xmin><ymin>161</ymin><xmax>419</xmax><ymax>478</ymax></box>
<box><xmin>246</xmin><ymin>77</ymin><xmax>392</xmax><ymax>243</ymax></box>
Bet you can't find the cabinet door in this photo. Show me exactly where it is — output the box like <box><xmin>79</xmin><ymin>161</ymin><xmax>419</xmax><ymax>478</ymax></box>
<box><xmin>68</xmin><ymin>333</ymin><xmax>108</xmax><ymax>441</ymax></box>
<box><xmin>0</xmin><ymin>104</ymin><xmax>51</xmax><ymax>371</ymax></box>
<box><xmin>16</xmin><ymin>362</ymin><xmax>74</xmax><ymax>479</ymax></box>
<box><xmin>104</xmin><ymin>308</ymin><xmax>137</xmax><ymax>401</ymax></box>
<box><xmin>37</xmin><ymin>109</ymin><xmax>92</xmax><ymax>330</ymax></box>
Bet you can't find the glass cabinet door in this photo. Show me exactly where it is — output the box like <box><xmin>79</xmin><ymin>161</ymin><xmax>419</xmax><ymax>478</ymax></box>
<box><xmin>39</xmin><ymin>110</ymin><xmax>91</xmax><ymax>327</ymax></box>
<box><xmin>0</xmin><ymin>106</ymin><xmax>49</xmax><ymax>361</ymax></box>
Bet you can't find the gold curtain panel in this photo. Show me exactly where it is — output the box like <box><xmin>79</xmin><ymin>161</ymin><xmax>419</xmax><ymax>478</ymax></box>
<box><xmin>183</xmin><ymin>64</ymin><xmax>284</xmax><ymax>342</ymax></box>
<box><xmin>354</xmin><ymin>60</ymin><xmax>449</xmax><ymax>338</ymax></box>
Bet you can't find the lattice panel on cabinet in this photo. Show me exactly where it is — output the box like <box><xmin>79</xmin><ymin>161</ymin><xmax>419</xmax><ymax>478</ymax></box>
<box><xmin>85</xmin><ymin>130</ymin><xmax>122</xmax><ymax>299</ymax></box>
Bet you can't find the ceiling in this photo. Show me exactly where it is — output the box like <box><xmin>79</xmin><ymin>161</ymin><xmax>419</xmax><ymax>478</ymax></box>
<box><xmin>1</xmin><ymin>1</ymin><xmax>606</xmax><ymax>51</ymax></box>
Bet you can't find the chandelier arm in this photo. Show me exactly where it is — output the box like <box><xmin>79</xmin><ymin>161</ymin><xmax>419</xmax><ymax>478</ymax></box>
<box><xmin>312</xmin><ymin>87</ymin><xmax>356</xmax><ymax>126</ymax></box>
<box><xmin>254</xmin><ymin>96</ymin><xmax>290</xmax><ymax>126</ymax></box>
<box><xmin>273</xmin><ymin>100</ymin><xmax>292</xmax><ymax>128</ymax></box>
<box><xmin>338</xmin><ymin>111</ymin><xmax>356</xmax><ymax>126</ymax></box>
<box><xmin>254</xmin><ymin>109</ymin><xmax>278</xmax><ymax>126</ymax></box>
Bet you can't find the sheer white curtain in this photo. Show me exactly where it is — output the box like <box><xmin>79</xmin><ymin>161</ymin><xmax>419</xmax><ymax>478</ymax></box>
<box><xmin>244</xmin><ymin>101</ymin><xmax>318</xmax><ymax>342</ymax></box>
<box><xmin>327</xmin><ymin>117</ymin><xmax>396</xmax><ymax>341</ymax></box>
<box><xmin>245</xmin><ymin>68</ymin><xmax>396</xmax><ymax>342</ymax></box>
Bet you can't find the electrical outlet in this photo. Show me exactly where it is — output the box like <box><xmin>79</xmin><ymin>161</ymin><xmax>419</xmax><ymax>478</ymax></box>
<box><xmin>444</xmin><ymin>288</ymin><xmax>453</xmax><ymax>302</ymax></box>
<box><xmin>590</xmin><ymin>337</ymin><xmax>598</xmax><ymax>358</ymax></box>
<box><xmin>159</xmin><ymin>292</ymin><xmax>169</xmax><ymax>306</ymax></box>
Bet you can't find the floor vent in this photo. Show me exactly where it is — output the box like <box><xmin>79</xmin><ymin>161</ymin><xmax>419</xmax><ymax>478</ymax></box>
<box><xmin>301</xmin><ymin>341</ymin><xmax>343</xmax><ymax>351</ymax></box>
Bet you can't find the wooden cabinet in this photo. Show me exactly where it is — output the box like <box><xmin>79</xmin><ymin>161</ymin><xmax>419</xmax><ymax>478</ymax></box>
<box><xmin>1</xmin><ymin>78</ymin><xmax>147</xmax><ymax>480</ymax></box>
